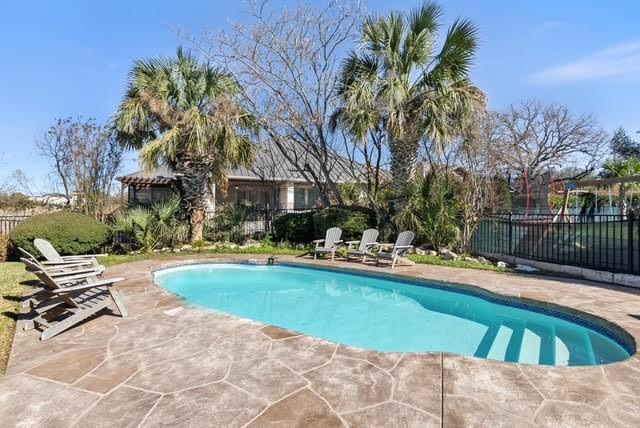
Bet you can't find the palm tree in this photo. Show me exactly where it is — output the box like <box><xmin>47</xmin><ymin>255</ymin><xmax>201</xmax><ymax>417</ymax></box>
<box><xmin>114</xmin><ymin>48</ymin><xmax>257</xmax><ymax>241</ymax></box>
<box><xmin>334</xmin><ymin>1</ymin><xmax>483</xmax><ymax>205</ymax></box>
<box><xmin>601</xmin><ymin>157</ymin><xmax>640</xmax><ymax>215</ymax></box>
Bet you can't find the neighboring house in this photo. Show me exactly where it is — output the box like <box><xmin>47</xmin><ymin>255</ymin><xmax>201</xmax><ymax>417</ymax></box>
<box><xmin>118</xmin><ymin>141</ymin><xmax>356</xmax><ymax>212</ymax></box>
<box><xmin>30</xmin><ymin>192</ymin><xmax>79</xmax><ymax>206</ymax></box>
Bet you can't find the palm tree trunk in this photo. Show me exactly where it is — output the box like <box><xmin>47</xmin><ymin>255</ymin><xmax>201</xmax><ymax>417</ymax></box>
<box><xmin>190</xmin><ymin>207</ymin><xmax>205</xmax><ymax>241</ymax></box>
<box><xmin>390</xmin><ymin>137</ymin><xmax>419</xmax><ymax>206</ymax></box>
<box><xmin>178</xmin><ymin>158</ymin><xmax>212</xmax><ymax>242</ymax></box>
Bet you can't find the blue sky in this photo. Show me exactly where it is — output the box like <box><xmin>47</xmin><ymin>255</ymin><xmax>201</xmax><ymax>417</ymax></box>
<box><xmin>1</xmin><ymin>0</ymin><xmax>639</xmax><ymax>193</ymax></box>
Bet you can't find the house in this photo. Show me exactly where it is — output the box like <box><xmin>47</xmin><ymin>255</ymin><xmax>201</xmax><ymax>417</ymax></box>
<box><xmin>117</xmin><ymin>141</ymin><xmax>356</xmax><ymax>212</ymax></box>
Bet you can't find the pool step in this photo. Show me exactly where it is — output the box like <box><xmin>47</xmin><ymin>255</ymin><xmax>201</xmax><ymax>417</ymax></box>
<box><xmin>555</xmin><ymin>327</ymin><xmax>595</xmax><ymax>366</ymax></box>
<box><xmin>476</xmin><ymin>323</ymin><xmax>585</xmax><ymax>366</ymax></box>
<box><xmin>474</xmin><ymin>325</ymin><xmax>500</xmax><ymax>358</ymax></box>
<box><xmin>518</xmin><ymin>328</ymin><xmax>542</xmax><ymax>364</ymax></box>
<box><xmin>486</xmin><ymin>325</ymin><xmax>513</xmax><ymax>361</ymax></box>
<box><xmin>504</xmin><ymin>325</ymin><xmax>526</xmax><ymax>362</ymax></box>
<box><xmin>535</xmin><ymin>325</ymin><xmax>557</xmax><ymax>365</ymax></box>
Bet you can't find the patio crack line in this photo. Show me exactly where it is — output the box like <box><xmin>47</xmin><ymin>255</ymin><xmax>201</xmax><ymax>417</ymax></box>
<box><xmin>306</xmin><ymin>383</ymin><xmax>350</xmax><ymax>427</ymax></box>
<box><xmin>23</xmin><ymin>371</ymin><xmax>102</xmax><ymax>396</ymax></box>
<box><xmin>516</xmin><ymin>365</ymin><xmax>547</xmax><ymax>402</ymax></box>
<box><xmin>239</xmin><ymin>385</ymin><xmax>310</xmax><ymax>428</ymax></box>
<box><xmin>297</xmin><ymin>343</ymin><xmax>339</xmax><ymax>375</ymax></box>
<box><xmin>136</xmin><ymin>392</ymin><xmax>165</xmax><ymax>428</ymax></box>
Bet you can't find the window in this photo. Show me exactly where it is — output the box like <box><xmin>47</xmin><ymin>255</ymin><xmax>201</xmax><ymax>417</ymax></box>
<box><xmin>294</xmin><ymin>188</ymin><xmax>306</xmax><ymax>209</ymax></box>
<box><xmin>236</xmin><ymin>190</ymin><xmax>247</xmax><ymax>206</ymax></box>
<box><xmin>134</xmin><ymin>188</ymin><xmax>152</xmax><ymax>204</ymax></box>
<box><xmin>307</xmin><ymin>188</ymin><xmax>319</xmax><ymax>207</ymax></box>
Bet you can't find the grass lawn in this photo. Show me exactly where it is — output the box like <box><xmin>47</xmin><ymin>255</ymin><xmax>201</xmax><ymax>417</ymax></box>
<box><xmin>0</xmin><ymin>263</ymin><xmax>32</xmax><ymax>374</ymax></box>
<box><xmin>0</xmin><ymin>245</ymin><xmax>514</xmax><ymax>374</ymax></box>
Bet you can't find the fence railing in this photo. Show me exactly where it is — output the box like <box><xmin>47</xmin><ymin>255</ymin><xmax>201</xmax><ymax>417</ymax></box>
<box><xmin>471</xmin><ymin>213</ymin><xmax>639</xmax><ymax>275</ymax></box>
<box><xmin>0</xmin><ymin>215</ymin><xmax>31</xmax><ymax>235</ymax></box>
<box><xmin>205</xmin><ymin>208</ymin><xmax>316</xmax><ymax>239</ymax></box>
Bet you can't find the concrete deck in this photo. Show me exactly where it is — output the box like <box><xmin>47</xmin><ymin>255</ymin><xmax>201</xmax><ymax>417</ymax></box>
<box><xmin>1</xmin><ymin>255</ymin><xmax>639</xmax><ymax>427</ymax></box>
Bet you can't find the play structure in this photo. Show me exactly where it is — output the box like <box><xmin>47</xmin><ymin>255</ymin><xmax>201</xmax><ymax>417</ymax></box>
<box><xmin>545</xmin><ymin>175</ymin><xmax>640</xmax><ymax>223</ymax></box>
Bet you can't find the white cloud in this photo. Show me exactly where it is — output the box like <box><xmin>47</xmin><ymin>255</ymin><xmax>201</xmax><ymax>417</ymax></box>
<box><xmin>531</xmin><ymin>41</ymin><xmax>640</xmax><ymax>83</ymax></box>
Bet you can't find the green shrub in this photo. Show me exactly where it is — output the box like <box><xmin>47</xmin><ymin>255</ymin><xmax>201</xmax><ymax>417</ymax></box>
<box><xmin>273</xmin><ymin>211</ymin><xmax>314</xmax><ymax>243</ymax></box>
<box><xmin>10</xmin><ymin>211</ymin><xmax>110</xmax><ymax>256</ymax></box>
<box><xmin>394</xmin><ymin>176</ymin><xmax>462</xmax><ymax>250</ymax></box>
<box><xmin>111</xmin><ymin>197</ymin><xmax>189</xmax><ymax>253</ymax></box>
<box><xmin>205</xmin><ymin>204</ymin><xmax>253</xmax><ymax>244</ymax></box>
<box><xmin>312</xmin><ymin>206</ymin><xmax>376</xmax><ymax>241</ymax></box>
<box><xmin>0</xmin><ymin>235</ymin><xmax>8</xmax><ymax>262</ymax></box>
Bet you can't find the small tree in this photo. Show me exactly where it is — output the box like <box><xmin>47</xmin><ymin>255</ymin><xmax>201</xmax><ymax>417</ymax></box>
<box><xmin>37</xmin><ymin>117</ymin><xmax>124</xmax><ymax>220</ymax></box>
<box><xmin>610</xmin><ymin>127</ymin><xmax>640</xmax><ymax>159</ymax></box>
<box><xmin>489</xmin><ymin>100</ymin><xmax>608</xmax><ymax>211</ymax></box>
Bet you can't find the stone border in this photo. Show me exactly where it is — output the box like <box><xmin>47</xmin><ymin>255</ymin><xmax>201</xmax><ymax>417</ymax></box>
<box><xmin>477</xmin><ymin>250</ymin><xmax>640</xmax><ymax>288</ymax></box>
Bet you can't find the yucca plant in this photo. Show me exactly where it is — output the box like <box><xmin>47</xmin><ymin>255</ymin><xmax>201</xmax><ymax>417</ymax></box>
<box><xmin>393</xmin><ymin>175</ymin><xmax>462</xmax><ymax>250</ymax></box>
<box><xmin>111</xmin><ymin>197</ymin><xmax>189</xmax><ymax>253</ymax></box>
<box><xmin>113</xmin><ymin>48</ymin><xmax>257</xmax><ymax>241</ymax></box>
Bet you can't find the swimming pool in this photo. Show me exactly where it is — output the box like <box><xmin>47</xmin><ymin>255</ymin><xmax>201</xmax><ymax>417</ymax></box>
<box><xmin>154</xmin><ymin>263</ymin><xmax>634</xmax><ymax>366</ymax></box>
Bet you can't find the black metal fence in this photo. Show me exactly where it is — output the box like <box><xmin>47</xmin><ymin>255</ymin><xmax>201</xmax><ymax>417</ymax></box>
<box><xmin>205</xmin><ymin>208</ymin><xmax>315</xmax><ymax>239</ymax></box>
<box><xmin>471</xmin><ymin>213</ymin><xmax>640</xmax><ymax>274</ymax></box>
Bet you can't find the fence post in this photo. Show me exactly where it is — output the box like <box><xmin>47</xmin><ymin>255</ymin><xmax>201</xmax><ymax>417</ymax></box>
<box><xmin>508</xmin><ymin>211</ymin><xmax>513</xmax><ymax>256</ymax></box>
<box><xmin>628</xmin><ymin>211</ymin><xmax>635</xmax><ymax>274</ymax></box>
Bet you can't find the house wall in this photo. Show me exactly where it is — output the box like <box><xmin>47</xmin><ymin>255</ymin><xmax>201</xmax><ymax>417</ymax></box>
<box><xmin>220</xmin><ymin>180</ymin><xmax>320</xmax><ymax>211</ymax></box>
<box><xmin>126</xmin><ymin>179</ymin><xmax>321</xmax><ymax>211</ymax></box>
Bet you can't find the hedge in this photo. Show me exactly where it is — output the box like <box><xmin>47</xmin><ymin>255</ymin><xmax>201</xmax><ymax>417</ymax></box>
<box><xmin>274</xmin><ymin>206</ymin><xmax>376</xmax><ymax>243</ymax></box>
<box><xmin>10</xmin><ymin>212</ymin><xmax>110</xmax><ymax>257</ymax></box>
<box><xmin>273</xmin><ymin>211</ymin><xmax>314</xmax><ymax>243</ymax></box>
<box><xmin>312</xmin><ymin>206</ymin><xmax>376</xmax><ymax>241</ymax></box>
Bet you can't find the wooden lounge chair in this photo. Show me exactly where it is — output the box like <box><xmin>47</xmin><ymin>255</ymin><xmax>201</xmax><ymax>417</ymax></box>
<box><xmin>313</xmin><ymin>227</ymin><xmax>343</xmax><ymax>261</ymax></box>
<box><xmin>17</xmin><ymin>247</ymin><xmax>103</xmax><ymax>277</ymax></box>
<box><xmin>34</xmin><ymin>238</ymin><xmax>106</xmax><ymax>270</ymax></box>
<box><xmin>346</xmin><ymin>229</ymin><xmax>379</xmax><ymax>263</ymax></box>
<box><xmin>375</xmin><ymin>231</ymin><xmax>415</xmax><ymax>269</ymax></box>
<box><xmin>20</xmin><ymin>258</ymin><xmax>127</xmax><ymax>340</ymax></box>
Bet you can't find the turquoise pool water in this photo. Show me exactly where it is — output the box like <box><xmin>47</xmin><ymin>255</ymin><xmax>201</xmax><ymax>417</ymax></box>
<box><xmin>155</xmin><ymin>263</ymin><xmax>633</xmax><ymax>366</ymax></box>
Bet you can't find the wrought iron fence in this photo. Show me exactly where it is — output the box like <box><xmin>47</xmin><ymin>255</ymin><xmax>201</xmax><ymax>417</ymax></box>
<box><xmin>205</xmin><ymin>207</ymin><xmax>316</xmax><ymax>240</ymax></box>
<box><xmin>471</xmin><ymin>213</ymin><xmax>639</xmax><ymax>274</ymax></box>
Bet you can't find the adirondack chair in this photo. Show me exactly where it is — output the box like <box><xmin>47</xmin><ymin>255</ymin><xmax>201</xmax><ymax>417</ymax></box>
<box><xmin>313</xmin><ymin>227</ymin><xmax>343</xmax><ymax>261</ymax></box>
<box><xmin>346</xmin><ymin>229</ymin><xmax>379</xmax><ymax>263</ymax></box>
<box><xmin>17</xmin><ymin>247</ymin><xmax>103</xmax><ymax>277</ymax></box>
<box><xmin>34</xmin><ymin>238</ymin><xmax>106</xmax><ymax>270</ymax></box>
<box><xmin>20</xmin><ymin>258</ymin><xmax>127</xmax><ymax>340</ymax></box>
<box><xmin>375</xmin><ymin>231</ymin><xmax>415</xmax><ymax>269</ymax></box>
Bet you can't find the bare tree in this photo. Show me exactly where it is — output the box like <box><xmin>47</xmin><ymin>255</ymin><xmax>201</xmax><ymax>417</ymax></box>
<box><xmin>490</xmin><ymin>100</ymin><xmax>607</xmax><ymax>182</ymax></box>
<box><xmin>338</xmin><ymin>126</ymin><xmax>387</xmax><ymax>209</ymax></box>
<box><xmin>487</xmin><ymin>100</ymin><xmax>607</xmax><ymax>211</ymax></box>
<box><xmin>36</xmin><ymin>118</ymin><xmax>74</xmax><ymax>203</ymax></box>
<box><xmin>37</xmin><ymin>117</ymin><xmax>124</xmax><ymax>220</ymax></box>
<box><xmin>191</xmin><ymin>0</ymin><xmax>362</xmax><ymax>206</ymax></box>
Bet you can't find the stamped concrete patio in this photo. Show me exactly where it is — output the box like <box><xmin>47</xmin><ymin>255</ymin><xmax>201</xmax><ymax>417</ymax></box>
<box><xmin>1</xmin><ymin>255</ymin><xmax>639</xmax><ymax>427</ymax></box>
